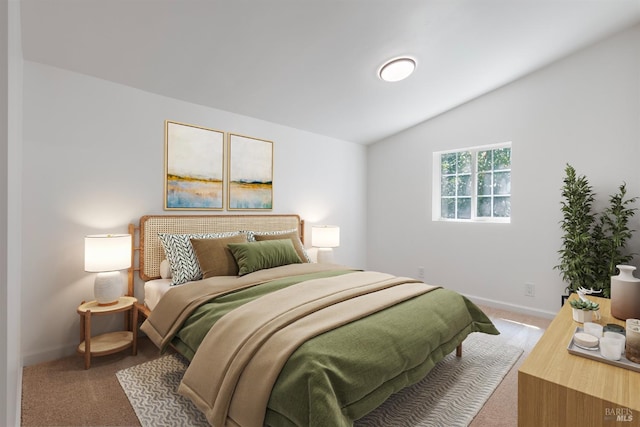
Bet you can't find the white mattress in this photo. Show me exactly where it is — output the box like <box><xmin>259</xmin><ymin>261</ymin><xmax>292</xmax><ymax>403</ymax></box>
<box><xmin>144</xmin><ymin>278</ymin><xmax>173</xmax><ymax>311</ymax></box>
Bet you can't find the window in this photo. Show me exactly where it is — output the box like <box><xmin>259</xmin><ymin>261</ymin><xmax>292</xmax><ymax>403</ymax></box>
<box><xmin>433</xmin><ymin>143</ymin><xmax>511</xmax><ymax>222</ymax></box>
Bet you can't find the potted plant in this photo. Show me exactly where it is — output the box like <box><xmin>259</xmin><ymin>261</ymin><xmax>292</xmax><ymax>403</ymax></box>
<box><xmin>556</xmin><ymin>164</ymin><xmax>595</xmax><ymax>296</ymax></box>
<box><xmin>556</xmin><ymin>164</ymin><xmax>637</xmax><ymax>300</ymax></box>
<box><xmin>591</xmin><ymin>183</ymin><xmax>637</xmax><ymax>296</ymax></box>
<box><xmin>570</xmin><ymin>298</ymin><xmax>600</xmax><ymax>323</ymax></box>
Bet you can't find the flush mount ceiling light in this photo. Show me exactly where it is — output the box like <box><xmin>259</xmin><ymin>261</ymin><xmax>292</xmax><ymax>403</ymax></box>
<box><xmin>378</xmin><ymin>57</ymin><xmax>416</xmax><ymax>82</ymax></box>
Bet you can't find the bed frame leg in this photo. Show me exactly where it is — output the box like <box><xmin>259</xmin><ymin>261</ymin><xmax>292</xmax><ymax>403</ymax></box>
<box><xmin>456</xmin><ymin>343</ymin><xmax>462</xmax><ymax>357</ymax></box>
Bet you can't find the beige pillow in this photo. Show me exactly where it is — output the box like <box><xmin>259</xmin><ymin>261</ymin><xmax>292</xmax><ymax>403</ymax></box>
<box><xmin>159</xmin><ymin>259</ymin><xmax>172</xmax><ymax>279</ymax></box>
<box><xmin>253</xmin><ymin>230</ymin><xmax>309</xmax><ymax>263</ymax></box>
<box><xmin>190</xmin><ymin>234</ymin><xmax>248</xmax><ymax>278</ymax></box>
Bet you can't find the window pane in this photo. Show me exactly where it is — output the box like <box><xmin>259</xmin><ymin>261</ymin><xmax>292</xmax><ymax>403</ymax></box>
<box><xmin>493</xmin><ymin>148</ymin><xmax>511</xmax><ymax>170</ymax></box>
<box><xmin>477</xmin><ymin>172</ymin><xmax>492</xmax><ymax>196</ymax></box>
<box><xmin>441</xmin><ymin>176</ymin><xmax>456</xmax><ymax>196</ymax></box>
<box><xmin>477</xmin><ymin>150</ymin><xmax>491</xmax><ymax>172</ymax></box>
<box><xmin>441</xmin><ymin>153</ymin><xmax>456</xmax><ymax>174</ymax></box>
<box><xmin>458</xmin><ymin>151</ymin><xmax>472</xmax><ymax>173</ymax></box>
<box><xmin>494</xmin><ymin>196</ymin><xmax>511</xmax><ymax>217</ymax></box>
<box><xmin>494</xmin><ymin>171</ymin><xmax>511</xmax><ymax>195</ymax></box>
<box><xmin>436</xmin><ymin>143</ymin><xmax>511</xmax><ymax>222</ymax></box>
<box><xmin>457</xmin><ymin>174</ymin><xmax>471</xmax><ymax>196</ymax></box>
<box><xmin>477</xmin><ymin>197</ymin><xmax>492</xmax><ymax>217</ymax></box>
<box><xmin>441</xmin><ymin>198</ymin><xmax>456</xmax><ymax>219</ymax></box>
<box><xmin>457</xmin><ymin>198</ymin><xmax>471</xmax><ymax>219</ymax></box>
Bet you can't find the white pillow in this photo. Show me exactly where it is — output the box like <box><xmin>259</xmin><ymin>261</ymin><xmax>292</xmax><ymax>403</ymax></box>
<box><xmin>158</xmin><ymin>231</ymin><xmax>244</xmax><ymax>285</ymax></box>
<box><xmin>159</xmin><ymin>259</ymin><xmax>172</xmax><ymax>279</ymax></box>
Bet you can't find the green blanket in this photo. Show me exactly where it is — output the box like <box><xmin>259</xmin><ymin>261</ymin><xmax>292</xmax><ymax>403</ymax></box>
<box><xmin>171</xmin><ymin>269</ymin><xmax>498</xmax><ymax>426</ymax></box>
<box><xmin>173</xmin><ymin>270</ymin><xmax>353</xmax><ymax>360</ymax></box>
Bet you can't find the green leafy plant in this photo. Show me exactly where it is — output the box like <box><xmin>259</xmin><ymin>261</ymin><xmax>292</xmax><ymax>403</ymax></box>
<box><xmin>591</xmin><ymin>184</ymin><xmax>638</xmax><ymax>296</ymax></box>
<box><xmin>556</xmin><ymin>165</ymin><xmax>596</xmax><ymax>293</ymax></box>
<box><xmin>556</xmin><ymin>164</ymin><xmax>638</xmax><ymax>297</ymax></box>
<box><xmin>569</xmin><ymin>299</ymin><xmax>600</xmax><ymax>311</ymax></box>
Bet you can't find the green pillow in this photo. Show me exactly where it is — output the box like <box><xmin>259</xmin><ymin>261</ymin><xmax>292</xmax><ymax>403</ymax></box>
<box><xmin>227</xmin><ymin>239</ymin><xmax>303</xmax><ymax>276</ymax></box>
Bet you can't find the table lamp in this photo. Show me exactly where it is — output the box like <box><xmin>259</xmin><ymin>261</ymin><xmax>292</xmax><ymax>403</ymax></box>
<box><xmin>311</xmin><ymin>225</ymin><xmax>340</xmax><ymax>264</ymax></box>
<box><xmin>84</xmin><ymin>234</ymin><xmax>132</xmax><ymax>306</ymax></box>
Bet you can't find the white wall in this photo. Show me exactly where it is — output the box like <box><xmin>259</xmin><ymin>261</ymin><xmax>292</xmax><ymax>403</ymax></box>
<box><xmin>1</xmin><ymin>0</ymin><xmax>10</xmax><ymax>422</ymax></box>
<box><xmin>3</xmin><ymin>0</ymin><xmax>22</xmax><ymax>424</ymax></box>
<box><xmin>21</xmin><ymin>61</ymin><xmax>367</xmax><ymax>365</ymax></box>
<box><xmin>368</xmin><ymin>24</ymin><xmax>640</xmax><ymax>317</ymax></box>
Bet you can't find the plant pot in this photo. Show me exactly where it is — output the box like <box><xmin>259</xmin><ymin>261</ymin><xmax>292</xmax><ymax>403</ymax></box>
<box><xmin>611</xmin><ymin>265</ymin><xmax>640</xmax><ymax>320</ymax></box>
<box><xmin>572</xmin><ymin>308</ymin><xmax>598</xmax><ymax>323</ymax></box>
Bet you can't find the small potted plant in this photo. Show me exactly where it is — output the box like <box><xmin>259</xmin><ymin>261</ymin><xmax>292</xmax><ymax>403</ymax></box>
<box><xmin>570</xmin><ymin>298</ymin><xmax>600</xmax><ymax>323</ymax></box>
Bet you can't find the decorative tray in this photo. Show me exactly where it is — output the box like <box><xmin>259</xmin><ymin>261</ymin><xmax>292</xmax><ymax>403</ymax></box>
<box><xmin>567</xmin><ymin>327</ymin><xmax>640</xmax><ymax>373</ymax></box>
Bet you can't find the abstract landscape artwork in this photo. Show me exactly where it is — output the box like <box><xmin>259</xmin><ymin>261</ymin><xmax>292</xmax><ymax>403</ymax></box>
<box><xmin>165</xmin><ymin>121</ymin><xmax>225</xmax><ymax>210</ymax></box>
<box><xmin>228</xmin><ymin>133</ymin><xmax>273</xmax><ymax>210</ymax></box>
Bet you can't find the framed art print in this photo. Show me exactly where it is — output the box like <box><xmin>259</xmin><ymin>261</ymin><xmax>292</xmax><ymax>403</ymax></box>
<box><xmin>228</xmin><ymin>133</ymin><xmax>273</xmax><ymax>210</ymax></box>
<box><xmin>165</xmin><ymin>120</ymin><xmax>225</xmax><ymax>210</ymax></box>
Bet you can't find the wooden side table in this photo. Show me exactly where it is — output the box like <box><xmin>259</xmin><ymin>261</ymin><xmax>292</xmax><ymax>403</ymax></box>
<box><xmin>77</xmin><ymin>296</ymin><xmax>138</xmax><ymax>369</ymax></box>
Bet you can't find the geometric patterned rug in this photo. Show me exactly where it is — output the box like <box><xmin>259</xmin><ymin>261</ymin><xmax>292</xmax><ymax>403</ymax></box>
<box><xmin>117</xmin><ymin>332</ymin><xmax>522</xmax><ymax>427</ymax></box>
<box><xmin>355</xmin><ymin>332</ymin><xmax>522</xmax><ymax>426</ymax></box>
<box><xmin>116</xmin><ymin>353</ymin><xmax>208</xmax><ymax>426</ymax></box>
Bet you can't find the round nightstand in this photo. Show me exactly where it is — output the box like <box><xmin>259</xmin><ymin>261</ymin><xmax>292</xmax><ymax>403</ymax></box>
<box><xmin>77</xmin><ymin>296</ymin><xmax>138</xmax><ymax>369</ymax></box>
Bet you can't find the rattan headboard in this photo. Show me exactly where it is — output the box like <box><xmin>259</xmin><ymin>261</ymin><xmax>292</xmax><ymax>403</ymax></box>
<box><xmin>128</xmin><ymin>214</ymin><xmax>304</xmax><ymax>288</ymax></box>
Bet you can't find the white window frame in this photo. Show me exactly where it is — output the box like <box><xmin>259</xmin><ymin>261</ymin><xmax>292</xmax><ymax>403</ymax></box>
<box><xmin>432</xmin><ymin>142</ymin><xmax>512</xmax><ymax>223</ymax></box>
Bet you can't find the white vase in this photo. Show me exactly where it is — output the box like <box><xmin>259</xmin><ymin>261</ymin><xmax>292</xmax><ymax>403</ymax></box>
<box><xmin>572</xmin><ymin>308</ymin><xmax>593</xmax><ymax>323</ymax></box>
<box><xmin>611</xmin><ymin>265</ymin><xmax>640</xmax><ymax>320</ymax></box>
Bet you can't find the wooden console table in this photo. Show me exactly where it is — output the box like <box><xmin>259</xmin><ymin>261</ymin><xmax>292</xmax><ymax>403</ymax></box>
<box><xmin>518</xmin><ymin>296</ymin><xmax>640</xmax><ymax>427</ymax></box>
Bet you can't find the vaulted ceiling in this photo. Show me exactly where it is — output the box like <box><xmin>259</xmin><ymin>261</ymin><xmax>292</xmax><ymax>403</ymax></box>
<box><xmin>20</xmin><ymin>0</ymin><xmax>640</xmax><ymax>144</ymax></box>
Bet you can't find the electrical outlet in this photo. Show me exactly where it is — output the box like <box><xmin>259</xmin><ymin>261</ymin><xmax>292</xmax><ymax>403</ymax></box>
<box><xmin>525</xmin><ymin>282</ymin><xmax>535</xmax><ymax>297</ymax></box>
<box><xmin>417</xmin><ymin>266</ymin><xmax>425</xmax><ymax>280</ymax></box>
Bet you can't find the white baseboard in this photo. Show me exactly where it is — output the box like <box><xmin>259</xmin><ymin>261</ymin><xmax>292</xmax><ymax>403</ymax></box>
<box><xmin>463</xmin><ymin>293</ymin><xmax>557</xmax><ymax>320</ymax></box>
<box><xmin>14</xmin><ymin>365</ymin><xmax>22</xmax><ymax>427</ymax></box>
<box><xmin>23</xmin><ymin>329</ymin><xmax>149</xmax><ymax>367</ymax></box>
<box><xmin>22</xmin><ymin>343</ymin><xmax>76</xmax><ymax>367</ymax></box>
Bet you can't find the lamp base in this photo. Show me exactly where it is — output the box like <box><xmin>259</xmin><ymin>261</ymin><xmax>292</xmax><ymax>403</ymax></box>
<box><xmin>94</xmin><ymin>271</ymin><xmax>123</xmax><ymax>306</ymax></box>
<box><xmin>317</xmin><ymin>248</ymin><xmax>334</xmax><ymax>264</ymax></box>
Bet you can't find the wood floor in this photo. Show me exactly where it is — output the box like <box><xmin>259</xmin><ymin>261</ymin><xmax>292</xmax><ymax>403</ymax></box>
<box><xmin>20</xmin><ymin>304</ymin><xmax>552</xmax><ymax>426</ymax></box>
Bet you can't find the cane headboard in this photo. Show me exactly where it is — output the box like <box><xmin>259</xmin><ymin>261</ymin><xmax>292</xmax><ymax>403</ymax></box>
<box><xmin>127</xmin><ymin>214</ymin><xmax>304</xmax><ymax>293</ymax></box>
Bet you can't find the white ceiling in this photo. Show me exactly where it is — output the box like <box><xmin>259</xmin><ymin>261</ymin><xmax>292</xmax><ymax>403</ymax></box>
<box><xmin>20</xmin><ymin>0</ymin><xmax>640</xmax><ymax>144</ymax></box>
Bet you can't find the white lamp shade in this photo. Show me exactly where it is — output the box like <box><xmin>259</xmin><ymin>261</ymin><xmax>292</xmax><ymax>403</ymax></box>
<box><xmin>311</xmin><ymin>225</ymin><xmax>340</xmax><ymax>248</ymax></box>
<box><xmin>84</xmin><ymin>234</ymin><xmax>132</xmax><ymax>272</ymax></box>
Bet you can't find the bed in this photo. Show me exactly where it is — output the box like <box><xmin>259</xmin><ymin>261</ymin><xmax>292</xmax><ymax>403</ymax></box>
<box><xmin>128</xmin><ymin>214</ymin><xmax>498</xmax><ymax>427</ymax></box>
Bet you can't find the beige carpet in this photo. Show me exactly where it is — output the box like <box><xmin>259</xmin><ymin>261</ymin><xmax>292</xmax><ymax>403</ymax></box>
<box><xmin>21</xmin><ymin>338</ymin><xmax>168</xmax><ymax>426</ymax></box>
<box><xmin>21</xmin><ymin>305</ymin><xmax>550</xmax><ymax>426</ymax></box>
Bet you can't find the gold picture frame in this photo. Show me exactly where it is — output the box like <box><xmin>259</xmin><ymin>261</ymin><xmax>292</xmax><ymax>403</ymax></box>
<box><xmin>164</xmin><ymin>120</ymin><xmax>225</xmax><ymax>210</ymax></box>
<box><xmin>227</xmin><ymin>133</ymin><xmax>273</xmax><ymax>210</ymax></box>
